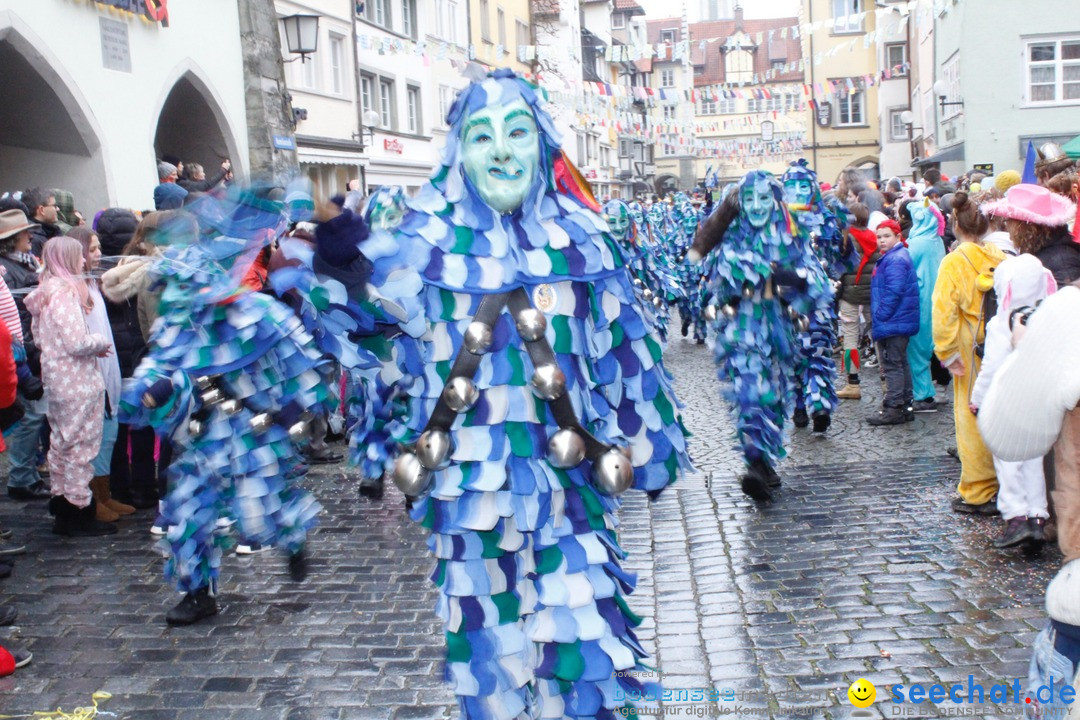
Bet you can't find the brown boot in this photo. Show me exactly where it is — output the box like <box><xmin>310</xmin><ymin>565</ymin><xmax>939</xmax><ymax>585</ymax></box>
<box><xmin>95</xmin><ymin>476</ymin><xmax>135</xmax><ymax>516</ymax></box>
<box><xmin>90</xmin><ymin>477</ymin><xmax>120</xmax><ymax>523</ymax></box>
<box><xmin>837</xmin><ymin>384</ymin><xmax>862</xmax><ymax>400</ymax></box>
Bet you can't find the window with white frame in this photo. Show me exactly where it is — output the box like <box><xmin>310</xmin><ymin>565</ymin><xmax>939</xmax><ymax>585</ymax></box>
<box><xmin>726</xmin><ymin>49</ymin><xmax>753</xmax><ymax>83</ymax></box>
<box><xmin>662</xmin><ymin>104</ymin><xmax>677</xmax><ymax>121</ymax></box>
<box><xmin>940</xmin><ymin>56</ymin><xmax>961</xmax><ymax>119</ymax></box>
<box><xmin>407</xmin><ymin>86</ymin><xmax>421</xmax><ymax>134</ymax></box>
<box><xmin>660</xmin><ymin>30</ymin><xmax>676</xmax><ymax>45</ymax></box>
<box><xmin>600</xmin><ymin>145</ymin><xmax>611</xmax><ymax>168</ymax></box>
<box><xmin>836</xmin><ymin>89</ymin><xmax>865</xmax><ymax>126</ymax></box>
<box><xmin>480</xmin><ymin>0</ymin><xmax>490</xmax><ymax>40</ymax></box>
<box><xmin>363</xmin><ymin>0</ymin><xmax>389</xmax><ymax>29</ymax></box>
<box><xmin>516</xmin><ymin>21</ymin><xmax>529</xmax><ymax>57</ymax></box>
<box><xmin>439</xmin><ymin>85</ymin><xmax>454</xmax><ymax>127</ymax></box>
<box><xmin>298</xmin><ymin>49</ymin><xmax>317</xmax><ymax>89</ymax></box>
<box><xmin>1025</xmin><ymin>36</ymin><xmax>1080</xmax><ymax>105</ymax></box>
<box><xmin>832</xmin><ymin>0</ymin><xmax>863</xmax><ymax>34</ymax></box>
<box><xmin>329</xmin><ymin>34</ymin><xmax>345</xmax><ymax>95</ymax></box>
<box><xmin>612</xmin><ymin>12</ymin><xmax>626</xmax><ymax>29</ymax></box>
<box><xmin>718</xmin><ymin>97</ymin><xmax>738</xmax><ymax>114</ymax></box>
<box><xmin>889</xmin><ymin>108</ymin><xmax>907</xmax><ymax>142</ymax></box>
<box><xmin>699</xmin><ymin>96</ymin><xmax>718</xmax><ymax>115</ymax></box>
<box><xmin>662</xmin><ymin>136</ymin><xmax>677</xmax><ymax>156</ymax></box>
<box><xmin>660</xmin><ymin>69</ymin><xmax>675</xmax><ymax>87</ymax></box>
<box><xmin>378</xmin><ymin>78</ymin><xmax>395</xmax><ymax>129</ymax></box>
<box><xmin>497</xmin><ymin>8</ymin><xmax>506</xmax><ymax>47</ymax></box>
<box><xmin>436</xmin><ymin>0</ymin><xmax>460</xmax><ymax>44</ymax></box>
<box><xmin>885</xmin><ymin>43</ymin><xmax>907</xmax><ymax>74</ymax></box>
<box><xmin>360</xmin><ymin>73</ymin><xmax>374</xmax><ymax>117</ymax></box>
<box><xmin>619</xmin><ymin>138</ymin><xmax>633</xmax><ymax>157</ymax></box>
<box><xmin>784</xmin><ymin>92</ymin><xmax>802</xmax><ymax>112</ymax></box>
<box><xmin>402</xmin><ymin>0</ymin><xmax>416</xmax><ymax>39</ymax></box>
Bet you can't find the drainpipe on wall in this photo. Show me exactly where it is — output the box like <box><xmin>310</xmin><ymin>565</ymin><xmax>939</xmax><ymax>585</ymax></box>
<box><xmin>808</xmin><ymin>0</ymin><xmax>818</xmax><ymax>172</ymax></box>
<box><xmin>350</xmin><ymin>0</ymin><xmax>366</xmax><ymax>191</ymax></box>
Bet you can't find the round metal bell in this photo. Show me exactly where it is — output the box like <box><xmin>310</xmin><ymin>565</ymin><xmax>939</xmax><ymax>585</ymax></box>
<box><xmin>250</xmin><ymin>412</ymin><xmax>273</xmax><ymax>434</ymax></box>
<box><xmin>416</xmin><ymin>429</ymin><xmax>452</xmax><ymax>470</ymax></box>
<box><xmin>187</xmin><ymin>418</ymin><xmax>205</xmax><ymax>437</ymax></box>
<box><xmin>515</xmin><ymin>308</ymin><xmax>548</xmax><ymax>342</ymax></box>
<box><xmin>220</xmin><ymin>399</ymin><xmax>243</xmax><ymax>416</ymax></box>
<box><xmin>195</xmin><ymin>376</ymin><xmax>213</xmax><ymax>391</ymax></box>
<box><xmin>653</xmin><ymin>296</ymin><xmax>664</xmax><ymax>308</ymax></box>
<box><xmin>443</xmin><ymin>377</ymin><xmax>479</xmax><ymax>413</ymax></box>
<box><xmin>531</xmin><ymin>364</ymin><xmax>566</xmax><ymax>401</ymax></box>
<box><xmin>391</xmin><ymin>452</ymin><xmax>431</xmax><ymax>497</ymax></box>
<box><xmin>797</xmin><ymin>315</ymin><xmax>810</xmax><ymax>333</ymax></box>
<box><xmin>787</xmin><ymin>304</ymin><xmax>800</xmax><ymax>320</ymax></box>
<box><xmin>463</xmin><ymin>322</ymin><xmax>494</xmax><ymax>355</ymax></box>
<box><xmin>633</xmin><ymin>277</ymin><xmax>644</xmax><ymax>287</ymax></box>
<box><xmin>288</xmin><ymin>420</ymin><xmax>311</xmax><ymax>444</ymax></box>
<box><xmin>722</xmin><ymin>303</ymin><xmax>737</xmax><ymax>319</ymax></box>
<box><xmin>546</xmin><ymin>428</ymin><xmax>586</xmax><ymax>469</ymax></box>
<box><xmin>592</xmin><ymin>448</ymin><xmax>634</xmax><ymax>496</ymax></box>
<box><xmin>742</xmin><ymin>285</ymin><xmax>754</xmax><ymax>300</ymax></box>
<box><xmin>704</xmin><ymin>304</ymin><xmax>717</xmax><ymax>322</ymax></box>
<box><xmin>642</xmin><ymin>288</ymin><xmax>654</xmax><ymax>301</ymax></box>
<box><xmin>201</xmin><ymin>387</ymin><xmax>224</xmax><ymax>406</ymax></box>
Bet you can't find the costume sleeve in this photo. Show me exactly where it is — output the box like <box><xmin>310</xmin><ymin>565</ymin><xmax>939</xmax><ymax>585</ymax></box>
<box><xmin>931</xmin><ymin>255</ymin><xmax>962</xmax><ymax>366</ymax></box>
<box><xmin>970</xmin><ymin>317</ymin><xmax>1009</xmax><ymax>409</ymax></box>
<box><xmin>51</xmin><ymin>289</ymin><xmax>110</xmax><ymax>358</ymax></box>
<box><xmin>118</xmin><ymin>356</ymin><xmax>194</xmax><ymax>437</ymax></box>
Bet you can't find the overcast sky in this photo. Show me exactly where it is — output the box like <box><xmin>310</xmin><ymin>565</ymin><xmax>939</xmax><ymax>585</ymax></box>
<box><xmin>636</xmin><ymin>0</ymin><xmax>801</xmax><ymax>22</ymax></box>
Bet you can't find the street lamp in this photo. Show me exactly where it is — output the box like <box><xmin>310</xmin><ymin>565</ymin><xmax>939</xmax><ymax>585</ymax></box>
<box><xmin>360</xmin><ymin>109</ymin><xmax>381</xmax><ymax>146</ymax></box>
<box><xmin>281</xmin><ymin>14</ymin><xmax>320</xmax><ymax>63</ymax></box>
<box><xmin>933</xmin><ymin>79</ymin><xmax>963</xmax><ymax>114</ymax></box>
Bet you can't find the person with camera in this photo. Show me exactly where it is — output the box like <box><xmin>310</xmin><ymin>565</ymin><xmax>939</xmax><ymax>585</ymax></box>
<box><xmin>969</xmin><ymin>255</ymin><xmax>1057</xmax><ymax>550</ymax></box>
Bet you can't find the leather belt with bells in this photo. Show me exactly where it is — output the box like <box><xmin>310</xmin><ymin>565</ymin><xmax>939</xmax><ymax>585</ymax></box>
<box><xmin>390</xmin><ymin>287</ymin><xmax>635</xmax><ymax>499</ymax></box>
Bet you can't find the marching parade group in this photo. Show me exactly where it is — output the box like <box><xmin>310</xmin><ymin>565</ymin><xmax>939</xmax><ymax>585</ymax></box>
<box><xmin>0</xmin><ymin>69</ymin><xmax>1077</xmax><ymax>718</ymax></box>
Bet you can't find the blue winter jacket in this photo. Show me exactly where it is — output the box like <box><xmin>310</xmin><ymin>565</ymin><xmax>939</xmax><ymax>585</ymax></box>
<box><xmin>871</xmin><ymin>243</ymin><xmax>920</xmax><ymax>340</ymax></box>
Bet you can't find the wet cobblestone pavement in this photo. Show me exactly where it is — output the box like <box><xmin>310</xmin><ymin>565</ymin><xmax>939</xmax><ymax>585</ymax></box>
<box><xmin>0</xmin><ymin>332</ymin><xmax>1062</xmax><ymax>719</ymax></box>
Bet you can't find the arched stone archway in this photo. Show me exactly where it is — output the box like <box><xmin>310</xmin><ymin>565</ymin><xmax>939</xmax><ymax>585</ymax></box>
<box><xmin>0</xmin><ymin>14</ymin><xmax>111</xmax><ymax>213</ymax></box>
<box><xmin>153</xmin><ymin>64</ymin><xmax>242</xmax><ymax>183</ymax></box>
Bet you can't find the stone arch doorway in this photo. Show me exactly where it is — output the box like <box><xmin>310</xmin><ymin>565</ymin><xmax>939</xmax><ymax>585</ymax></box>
<box><xmin>0</xmin><ymin>15</ymin><xmax>111</xmax><ymax>213</ymax></box>
<box><xmin>153</xmin><ymin>65</ymin><xmax>242</xmax><ymax>184</ymax></box>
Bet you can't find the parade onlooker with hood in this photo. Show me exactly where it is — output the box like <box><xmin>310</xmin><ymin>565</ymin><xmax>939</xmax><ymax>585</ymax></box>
<box><xmin>24</xmin><ymin>236</ymin><xmax>115</xmax><ymax>537</ymax></box>
<box><xmin>970</xmin><ymin>254</ymin><xmax>1057</xmax><ymax>547</ymax></box>
<box><xmin>905</xmin><ymin>199</ymin><xmax>947</xmax><ymax>413</ymax></box>
<box><xmin>984</xmin><ymin>184</ymin><xmax>1080</xmax><ymax>288</ymax></box>
<box><xmin>52</xmin><ymin>189</ymin><xmax>78</xmax><ymax>234</ymax></box>
<box><xmin>69</xmin><ymin>227</ymin><xmax>131</xmax><ymax>524</ymax></box>
<box><xmin>931</xmin><ymin>192</ymin><xmax>1006</xmax><ymax>514</ymax></box>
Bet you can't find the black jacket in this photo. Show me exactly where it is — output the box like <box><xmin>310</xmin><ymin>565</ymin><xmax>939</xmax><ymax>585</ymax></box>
<box><xmin>28</xmin><ymin>222</ymin><xmax>61</xmax><ymax>258</ymax></box>
<box><xmin>1035</xmin><ymin>229</ymin><xmax>1080</xmax><ymax>288</ymax></box>
<box><xmin>178</xmin><ymin>167</ymin><xmax>228</xmax><ymax>194</ymax></box>
<box><xmin>105</xmin><ymin>296</ymin><xmax>146</xmax><ymax>378</ymax></box>
<box><xmin>96</xmin><ymin>208</ymin><xmax>139</xmax><ymax>257</ymax></box>
<box><xmin>0</xmin><ymin>253</ymin><xmax>41</xmax><ymax>375</ymax></box>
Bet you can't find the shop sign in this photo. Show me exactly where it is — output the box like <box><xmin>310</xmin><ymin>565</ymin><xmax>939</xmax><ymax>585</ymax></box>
<box><xmin>384</xmin><ymin>138</ymin><xmax>404</xmax><ymax>155</ymax></box>
<box><xmin>815</xmin><ymin>102</ymin><xmax>832</xmax><ymax>128</ymax></box>
<box><xmin>272</xmin><ymin>135</ymin><xmax>297</xmax><ymax>150</ymax></box>
<box><xmin>99</xmin><ymin>17</ymin><xmax>131</xmax><ymax>72</ymax></box>
<box><xmin>79</xmin><ymin>0</ymin><xmax>170</xmax><ymax>27</ymax></box>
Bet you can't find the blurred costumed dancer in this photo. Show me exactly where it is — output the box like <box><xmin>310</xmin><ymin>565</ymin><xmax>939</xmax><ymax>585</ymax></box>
<box><xmin>120</xmin><ymin>196</ymin><xmax>334</xmax><ymax>626</ymax></box>
<box><xmin>781</xmin><ymin>160</ymin><xmax>843</xmax><ymax>433</ymax></box>
<box><xmin>671</xmin><ymin>194</ymin><xmax>707</xmax><ymax>343</ymax></box>
<box><xmin>275</xmin><ymin>69</ymin><xmax>691</xmax><ymax>720</ymax></box>
<box><xmin>601</xmin><ymin>199</ymin><xmax>680</xmax><ymax>343</ymax></box>
<box><xmin>689</xmin><ymin>171</ymin><xmax>833</xmax><ymax>503</ymax></box>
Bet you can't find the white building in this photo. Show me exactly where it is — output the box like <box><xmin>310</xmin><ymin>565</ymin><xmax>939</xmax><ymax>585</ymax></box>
<box><xmin>0</xmin><ymin>0</ymin><xmax>248</xmax><ymax>213</ymax></box>
<box><xmin>276</xmin><ymin>0</ymin><xmax>365</xmax><ymax>199</ymax></box>
<box><xmin>933</xmin><ymin>0</ymin><xmax>1080</xmax><ymax>179</ymax></box>
<box><xmin>876</xmin><ymin>5</ymin><xmax>912</xmax><ymax>180</ymax></box>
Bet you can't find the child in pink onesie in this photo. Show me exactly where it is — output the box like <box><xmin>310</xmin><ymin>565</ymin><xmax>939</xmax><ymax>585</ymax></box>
<box><xmin>24</xmin><ymin>236</ymin><xmax>115</xmax><ymax>537</ymax></box>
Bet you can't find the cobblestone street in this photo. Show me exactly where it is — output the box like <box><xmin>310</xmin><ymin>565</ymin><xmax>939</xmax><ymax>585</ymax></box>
<box><xmin>0</xmin><ymin>334</ymin><xmax>1062</xmax><ymax>720</ymax></box>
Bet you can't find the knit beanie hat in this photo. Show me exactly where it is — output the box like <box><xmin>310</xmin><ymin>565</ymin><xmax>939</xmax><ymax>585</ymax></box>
<box><xmin>996</xmin><ymin>170</ymin><xmax>1022</xmax><ymax>193</ymax></box>
<box><xmin>157</xmin><ymin>161</ymin><xmax>177</xmax><ymax>181</ymax></box>
<box><xmin>1046</xmin><ymin>559</ymin><xmax>1080</xmax><ymax>626</ymax></box>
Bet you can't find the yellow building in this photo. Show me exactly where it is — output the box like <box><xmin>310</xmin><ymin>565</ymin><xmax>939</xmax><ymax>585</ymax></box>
<box><xmin>800</xmin><ymin>0</ymin><xmax>881</xmax><ymax>184</ymax></box>
<box><xmin>467</xmin><ymin>0</ymin><xmax>532</xmax><ymax>74</ymax></box>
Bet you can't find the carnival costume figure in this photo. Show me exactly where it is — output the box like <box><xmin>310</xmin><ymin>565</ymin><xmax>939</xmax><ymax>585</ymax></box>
<box><xmin>689</xmin><ymin>171</ymin><xmax>833</xmax><ymax>503</ymax></box>
<box><xmin>781</xmin><ymin>159</ymin><xmax>843</xmax><ymax>433</ymax></box>
<box><xmin>120</xmin><ymin>194</ymin><xmax>333</xmax><ymax>626</ymax></box>
<box><xmin>601</xmin><ymin>199</ymin><xmax>680</xmax><ymax>343</ymax></box>
<box><xmin>905</xmin><ymin>200</ymin><xmax>946</xmax><ymax>406</ymax></box>
<box><xmin>670</xmin><ymin>194</ymin><xmax>707</xmax><ymax>343</ymax></box>
<box><xmin>275</xmin><ymin>70</ymin><xmax>691</xmax><ymax>720</ymax></box>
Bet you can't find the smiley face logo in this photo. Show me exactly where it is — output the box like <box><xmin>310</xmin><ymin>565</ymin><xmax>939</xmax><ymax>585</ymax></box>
<box><xmin>848</xmin><ymin>678</ymin><xmax>876</xmax><ymax>708</ymax></box>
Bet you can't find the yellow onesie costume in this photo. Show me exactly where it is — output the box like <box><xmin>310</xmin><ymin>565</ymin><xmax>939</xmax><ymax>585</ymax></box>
<box><xmin>932</xmin><ymin>241</ymin><xmax>1006</xmax><ymax>505</ymax></box>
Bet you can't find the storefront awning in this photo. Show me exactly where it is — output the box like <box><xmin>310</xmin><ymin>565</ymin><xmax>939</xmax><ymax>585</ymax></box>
<box><xmin>1063</xmin><ymin>134</ymin><xmax>1080</xmax><ymax>159</ymax></box>
<box><xmin>298</xmin><ymin>147</ymin><xmax>368</xmax><ymax>166</ymax></box>
<box><xmin>912</xmin><ymin>143</ymin><xmax>964</xmax><ymax>167</ymax></box>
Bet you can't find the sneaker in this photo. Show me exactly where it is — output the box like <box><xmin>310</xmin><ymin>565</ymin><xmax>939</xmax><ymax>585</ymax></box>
<box><xmin>992</xmin><ymin>517</ymin><xmax>1032</xmax><ymax>548</ymax></box>
<box><xmin>951</xmin><ymin>497</ymin><xmax>1001</xmax><ymax>516</ymax></box>
<box><xmin>0</xmin><ymin>528</ymin><xmax>13</xmax><ymax>540</ymax></box>
<box><xmin>235</xmin><ymin>542</ymin><xmax>270</xmax><ymax>555</ymax></box>
<box><xmin>6</xmin><ymin>481</ymin><xmax>50</xmax><ymax>500</ymax></box>
<box><xmin>863</xmin><ymin>355</ymin><xmax>879</xmax><ymax>369</ymax></box>
<box><xmin>0</xmin><ymin>540</ymin><xmax>25</xmax><ymax>557</ymax></box>
<box><xmin>1027</xmin><ymin>516</ymin><xmax>1047</xmax><ymax>543</ymax></box>
<box><xmin>4</xmin><ymin>645</ymin><xmax>32</xmax><ymax>668</ymax></box>
<box><xmin>836</xmin><ymin>384</ymin><xmax>862</xmax><ymax>400</ymax></box>
<box><xmin>946</xmin><ymin>446</ymin><xmax>960</xmax><ymax>462</ymax></box>
<box><xmin>867</xmin><ymin>407</ymin><xmax>906</xmax><ymax>426</ymax></box>
<box><xmin>905</xmin><ymin>406</ymin><xmax>915</xmax><ymax>422</ymax></box>
<box><xmin>912</xmin><ymin>399</ymin><xmax>938</xmax><ymax>413</ymax></box>
<box><xmin>150</xmin><ymin>520</ymin><xmax>168</xmax><ymax>537</ymax></box>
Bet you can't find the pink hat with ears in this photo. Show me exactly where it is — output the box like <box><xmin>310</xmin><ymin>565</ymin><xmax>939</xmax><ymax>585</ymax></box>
<box><xmin>993</xmin><ymin>254</ymin><xmax>1057</xmax><ymax>316</ymax></box>
<box><xmin>981</xmin><ymin>183</ymin><xmax>1076</xmax><ymax>227</ymax></box>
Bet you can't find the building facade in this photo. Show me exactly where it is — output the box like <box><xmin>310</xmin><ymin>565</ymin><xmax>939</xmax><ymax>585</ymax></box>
<box><xmin>933</xmin><ymin>0</ymin><xmax>1080</xmax><ymax>179</ymax></box>
<box><xmin>875</xmin><ymin>5</ymin><xmax>912</xmax><ymax>180</ymax></box>
<box><xmin>800</xmin><ymin>0</ymin><xmax>881</xmax><ymax>183</ymax></box>
<box><xmin>0</xmin><ymin>0</ymin><xmax>249</xmax><ymax>212</ymax></box>
<box><xmin>468</xmin><ymin>0</ymin><xmax>532</xmax><ymax>74</ymax></box>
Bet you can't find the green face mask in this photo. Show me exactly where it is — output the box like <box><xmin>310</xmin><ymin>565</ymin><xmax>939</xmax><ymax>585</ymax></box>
<box><xmin>605</xmin><ymin>208</ymin><xmax>631</xmax><ymax>241</ymax></box>
<box><xmin>742</xmin><ymin>177</ymin><xmax>776</xmax><ymax>229</ymax></box>
<box><xmin>460</xmin><ymin>98</ymin><xmax>540</xmax><ymax>214</ymax></box>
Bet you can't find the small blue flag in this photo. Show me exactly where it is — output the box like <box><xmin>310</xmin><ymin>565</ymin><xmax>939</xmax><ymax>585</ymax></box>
<box><xmin>1021</xmin><ymin>141</ymin><xmax>1038</xmax><ymax>184</ymax></box>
